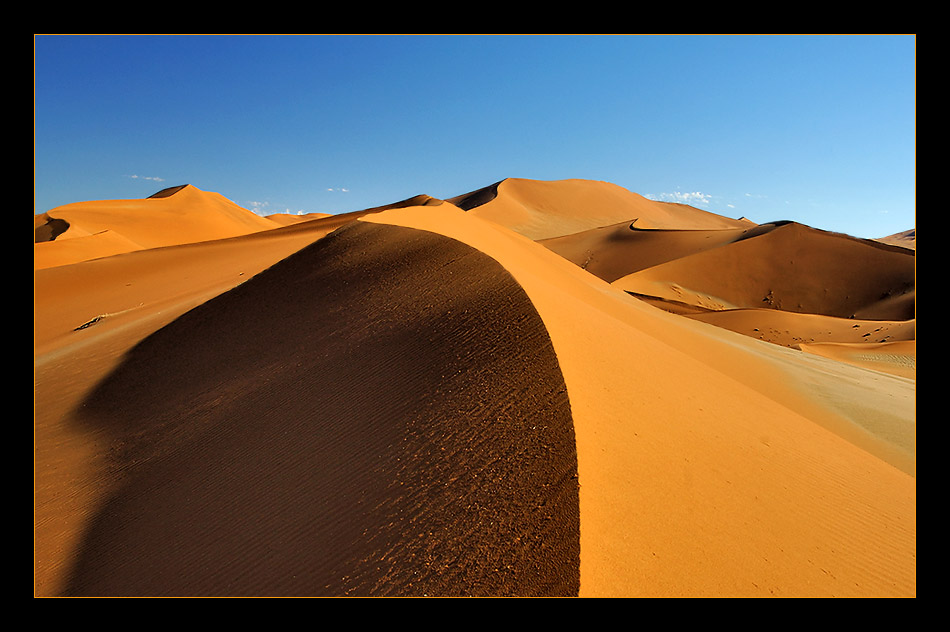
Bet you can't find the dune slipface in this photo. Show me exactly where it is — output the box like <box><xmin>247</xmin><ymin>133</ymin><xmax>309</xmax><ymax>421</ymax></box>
<box><xmin>63</xmin><ymin>220</ymin><xmax>579</xmax><ymax>597</ymax></box>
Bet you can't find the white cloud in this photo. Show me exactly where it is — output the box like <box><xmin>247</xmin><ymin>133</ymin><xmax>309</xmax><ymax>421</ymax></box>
<box><xmin>127</xmin><ymin>174</ymin><xmax>165</xmax><ymax>182</ymax></box>
<box><xmin>326</xmin><ymin>187</ymin><xmax>349</xmax><ymax>193</ymax></box>
<box><xmin>246</xmin><ymin>200</ymin><xmax>270</xmax><ymax>216</ymax></box>
<box><xmin>647</xmin><ymin>190</ymin><xmax>712</xmax><ymax>206</ymax></box>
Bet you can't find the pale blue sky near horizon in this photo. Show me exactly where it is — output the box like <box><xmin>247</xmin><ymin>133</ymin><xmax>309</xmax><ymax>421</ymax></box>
<box><xmin>34</xmin><ymin>34</ymin><xmax>916</xmax><ymax>239</ymax></box>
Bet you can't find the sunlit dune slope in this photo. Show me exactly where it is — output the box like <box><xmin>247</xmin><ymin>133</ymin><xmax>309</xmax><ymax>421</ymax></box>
<box><xmin>684</xmin><ymin>308</ymin><xmax>915</xmax><ymax>349</ymax></box>
<box><xmin>34</xmin><ymin>185</ymin><xmax>279</xmax><ymax>269</ymax></box>
<box><xmin>365</xmin><ymin>204</ymin><xmax>915</xmax><ymax>597</ymax></box>
<box><xmin>264</xmin><ymin>212</ymin><xmax>333</xmax><ymax>226</ymax></box>
<box><xmin>877</xmin><ymin>228</ymin><xmax>915</xmax><ymax>250</ymax></box>
<box><xmin>799</xmin><ymin>340</ymin><xmax>916</xmax><ymax>380</ymax></box>
<box><xmin>459</xmin><ymin>178</ymin><xmax>752</xmax><ymax>240</ymax></box>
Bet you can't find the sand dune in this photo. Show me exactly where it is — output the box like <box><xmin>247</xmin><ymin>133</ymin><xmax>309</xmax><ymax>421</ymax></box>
<box><xmin>34</xmin><ymin>178</ymin><xmax>915</xmax><ymax>597</ymax></box>
<box><xmin>799</xmin><ymin>340</ymin><xmax>916</xmax><ymax>380</ymax></box>
<box><xmin>264</xmin><ymin>212</ymin><xmax>333</xmax><ymax>226</ymax></box>
<box><xmin>364</xmin><ymin>203</ymin><xmax>915</xmax><ymax>597</ymax></box>
<box><xmin>56</xmin><ymin>221</ymin><xmax>578</xmax><ymax>597</ymax></box>
<box><xmin>539</xmin><ymin>220</ymin><xmax>753</xmax><ymax>282</ymax></box>
<box><xmin>460</xmin><ymin>178</ymin><xmax>752</xmax><ymax>241</ymax></box>
<box><xmin>877</xmin><ymin>228</ymin><xmax>916</xmax><ymax>250</ymax></box>
<box><xmin>34</xmin><ymin>185</ymin><xmax>280</xmax><ymax>269</ymax></box>
<box><xmin>612</xmin><ymin>221</ymin><xmax>915</xmax><ymax>320</ymax></box>
<box><xmin>683</xmin><ymin>308</ymin><xmax>915</xmax><ymax>349</ymax></box>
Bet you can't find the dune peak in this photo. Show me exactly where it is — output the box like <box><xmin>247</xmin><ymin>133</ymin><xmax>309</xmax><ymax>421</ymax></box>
<box><xmin>147</xmin><ymin>184</ymin><xmax>192</xmax><ymax>199</ymax></box>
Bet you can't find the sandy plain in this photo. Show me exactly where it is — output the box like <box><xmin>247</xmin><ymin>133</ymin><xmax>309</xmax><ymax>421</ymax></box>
<box><xmin>34</xmin><ymin>179</ymin><xmax>915</xmax><ymax>597</ymax></box>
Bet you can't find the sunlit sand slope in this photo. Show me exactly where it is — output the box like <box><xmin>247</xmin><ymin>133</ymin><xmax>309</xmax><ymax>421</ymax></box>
<box><xmin>463</xmin><ymin>178</ymin><xmax>751</xmax><ymax>240</ymax></box>
<box><xmin>365</xmin><ymin>204</ymin><xmax>915</xmax><ymax>598</ymax></box>
<box><xmin>60</xmin><ymin>221</ymin><xmax>579</xmax><ymax>597</ymax></box>
<box><xmin>34</xmin><ymin>185</ymin><xmax>279</xmax><ymax>269</ymax></box>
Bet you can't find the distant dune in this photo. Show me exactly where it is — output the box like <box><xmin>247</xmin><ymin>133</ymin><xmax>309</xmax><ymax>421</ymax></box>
<box><xmin>34</xmin><ymin>178</ymin><xmax>915</xmax><ymax>597</ymax></box>
<box><xmin>34</xmin><ymin>185</ymin><xmax>279</xmax><ymax>269</ymax></box>
<box><xmin>610</xmin><ymin>221</ymin><xmax>915</xmax><ymax>320</ymax></box>
<box><xmin>264</xmin><ymin>212</ymin><xmax>333</xmax><ymax>226</ymax></box>
<box><xmin>461</xmin><ymin>178</ymin><xmax>752</xmax><ymax>241</ymax></box>
<box><xmin>877</xmin><ymin>228</ymin><xmax>916</xmax><ymax>250</ymax></box>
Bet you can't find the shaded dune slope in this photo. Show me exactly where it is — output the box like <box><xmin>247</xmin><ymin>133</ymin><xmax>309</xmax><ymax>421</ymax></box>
<box><xmin>63</xmin><ymin>221</ymin><xmax>579</xmax><ymax>597</ymax></box>
<box><xmin>34</xmin><ymin>212</ymin><xmax>70</xmax><ymax>242</ymax></box>
<box><xmin>446</xmin><ymin>181</ymin><xmax>501</xmax><ymax>211</ymax></box>
<box><xmin>540</xmin><ymin>220</ymin><xmax>753</xmax><ymax>282</ymax></box>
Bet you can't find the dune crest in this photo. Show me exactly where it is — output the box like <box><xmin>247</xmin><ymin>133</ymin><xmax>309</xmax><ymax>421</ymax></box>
<box><xmin>56</xmin><ymin>219</ymin><xmax>579</xmax><ymax>597</ymax></box>
<box><xmin>463</xmin><ymin>178</ymin><xmax>751</xmax><ymax>240</ymax></box>
<box><xmin>362</xmin><ymin>202</ymin><xmax>915</xmax><ymax>597</ymax></box>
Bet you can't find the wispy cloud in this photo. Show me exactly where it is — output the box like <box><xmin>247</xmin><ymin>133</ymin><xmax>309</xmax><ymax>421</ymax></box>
<box><xmin>646</xmin><ymin>190</ymin><xmax>712</xmax><ymax>206</ymax></box>
<box><xmin>327</xmin><ymin>187</ymin><xmax>349</xmax><ymax>193</ymax></box>
<box><xmin>246</xmin><ymin>200</ymin><xmax>314</xmax><ymax>216</ymax></box>
<box><xmin>126</xmin><ymin>174</ymin><xmax>165</xmax><ymax>182</ymax></box>
<box><xmin>246</xmin><ymin>200</ymin><xmax>270</xmax><ymax>215</ymax></box>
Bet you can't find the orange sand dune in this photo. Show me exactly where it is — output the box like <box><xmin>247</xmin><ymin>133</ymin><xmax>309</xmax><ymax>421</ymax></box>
<box><xmin>877</xmin><ymin>229</ymin><xmax>916</xmax><ymax>250</ymax></box>
<box><xmin>798</xmin><ymin>340</ymin><xmax>916</xmax><ymax>380</ymax></box>
<box><xmin>612</xmin><ymin>221</ymin><xmax>915</xmax><ymax>320</ymax></box>
<box><xmin>540</xmin><ymin>220</ymin><xmax>753</xmax><ymax>282</ymax></box>
<box><xmin>365</xmin><ymin>203</ymin><xmax>915</xmax><ymax>597</ymax></box>
<box><xmin>34</xmin><ymin>185</ymin><xmax>280</xmax><ymax>269</ymax></box>
<box><xmin>683</xmin><ymin>308</ymin><xmax>915</xmax><ymax>349</ymax></box>
<box><xmin>34</xmin><ymin>216</ymin><xmax>348</xmax><ymax>597</ymax></box>
<box><xmin>34</xmin><ymin>178</ymin><xmax>915</xmax><ymax>597</ymax></box>
<box><xmin>265</xmin><ymin>212</ymin><xmax>333</xmax><ymax>226</ymax></box>
<box><xmin>42</xmin><ymin>219</ymin><xmax>579</xmax><ymax>597</ymax></box>
<box><xmin>460</xmin><ymin>178</ymin><xmax>752</xmax><ymax>240</ymax></box>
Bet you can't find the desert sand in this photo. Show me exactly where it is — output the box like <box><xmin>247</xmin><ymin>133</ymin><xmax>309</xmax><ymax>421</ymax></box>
<box><xmin>34</xmin><ymin>179</ymin><xmax>915</xmax><ymax>597</ymax></box>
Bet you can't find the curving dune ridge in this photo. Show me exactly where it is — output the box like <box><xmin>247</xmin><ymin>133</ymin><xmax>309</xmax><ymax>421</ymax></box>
<box><xmin>60</xmin><ymin>221</ymin><xmax>579</xmax><ymax>597</ymax></box>
<box><xmin>34</xmin><ymin>179</ymin><xmax>915</xmax><ymax>597</ymax></box>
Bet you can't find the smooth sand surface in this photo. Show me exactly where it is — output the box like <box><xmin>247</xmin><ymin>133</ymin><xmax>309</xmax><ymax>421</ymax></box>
<box><xmin>34</xmin><ymin>185</ymin><xmax>279</xmax><ymax>269</ymax></box>
<box><xmin>798</xmin><ymin>340</ymin><xmax>916</xmax><ymax>380</ymax></box>
<box><xmin>35</xmin><ymin>179</ymin><xmax>915</xmax><ymax>597</ymax></box>
<box><xmin>465</xmin><ymin>178</ymin><xmax>752</xmax><ymax>241</ymax></box>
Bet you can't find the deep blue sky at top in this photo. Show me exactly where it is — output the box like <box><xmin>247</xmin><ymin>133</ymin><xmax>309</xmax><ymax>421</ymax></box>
<box><xmin>34</xmin><ymin>34</ymin><xmax>916</xmax><ymax>238</ymax></box>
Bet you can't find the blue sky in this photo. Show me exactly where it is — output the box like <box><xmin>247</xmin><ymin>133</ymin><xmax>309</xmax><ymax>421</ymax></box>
<box><xmin>34</xmin><ymin>34</ymin><xmax>915</xmax><ymax>238</ymax></box>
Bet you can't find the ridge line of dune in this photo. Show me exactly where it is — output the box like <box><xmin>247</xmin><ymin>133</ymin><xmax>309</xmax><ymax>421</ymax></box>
<box><xmin>58</xmin><ymin>219</ymin><xmax>580</xmax><ymax>597</ymax></box>
<box><xmin>359</xmin><ymin>203</ymin><xmax>915</xmax><ymax>597</ymax></box>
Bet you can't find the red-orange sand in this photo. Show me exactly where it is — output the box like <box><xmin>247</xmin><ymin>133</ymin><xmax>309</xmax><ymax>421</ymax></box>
<box><xmin>34</xmin><ymin>180</ymin><xmax>915</xmax><ymax>597</ymax></box>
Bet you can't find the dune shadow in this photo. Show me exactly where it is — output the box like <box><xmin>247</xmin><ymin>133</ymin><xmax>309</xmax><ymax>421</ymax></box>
<box><xmin>64</xmin><ymin>220</ymin><xmax>579</xmax><ymax>597</ymax></box>
<box><xmin>35</xmin><ymin>216</ymin><xmax>70</xmax><ymax>242</ymax></box>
